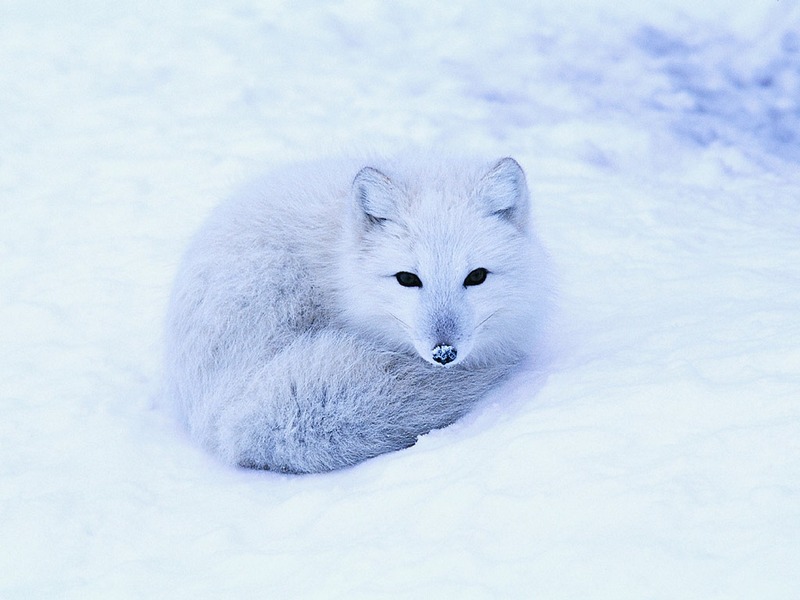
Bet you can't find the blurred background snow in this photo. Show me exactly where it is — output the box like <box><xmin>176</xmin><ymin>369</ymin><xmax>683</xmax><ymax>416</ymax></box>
<box><xmin>1</xmin><ymin>1</ymin><xmax>799</xmax><ymax>598</ymax></box>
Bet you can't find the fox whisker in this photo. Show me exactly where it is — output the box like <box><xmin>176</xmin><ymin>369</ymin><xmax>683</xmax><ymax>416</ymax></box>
<box><xmin>475</xmin><ymin>309</ymin><xmax>501</xmax><ymax>331</ymax></box>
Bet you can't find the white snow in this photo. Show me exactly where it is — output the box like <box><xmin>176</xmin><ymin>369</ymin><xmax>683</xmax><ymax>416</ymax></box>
<box><xmin>2</xmin><ymin>1</ymin><xmax>799</xmax><ymax>598</ymax></box>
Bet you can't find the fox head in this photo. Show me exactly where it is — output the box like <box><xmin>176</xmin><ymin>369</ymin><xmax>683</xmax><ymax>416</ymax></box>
<box><xmin>337</xmin><ymin>156</ymin><xmax>540</xmax><ymax>368</ymax></box>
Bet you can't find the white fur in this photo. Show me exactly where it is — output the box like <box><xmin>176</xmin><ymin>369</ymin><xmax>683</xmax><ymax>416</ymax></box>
<box><xmin>163</xmin><ymin>153</ymin><xmax>551</xmax><ymax>473</ymax></box>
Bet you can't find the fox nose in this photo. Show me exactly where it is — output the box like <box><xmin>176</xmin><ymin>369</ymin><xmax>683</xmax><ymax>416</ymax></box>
<box><xmin>431</xmin><ymin>344</ymin><xmax>457</xmax><ymax>366</ymax></box>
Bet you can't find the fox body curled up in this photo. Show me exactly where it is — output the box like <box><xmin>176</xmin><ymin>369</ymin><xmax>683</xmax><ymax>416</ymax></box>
<box><xmin>163</xmin><ymin>154</ymin><xmax>550</xmax><ymax>473</ymax></box>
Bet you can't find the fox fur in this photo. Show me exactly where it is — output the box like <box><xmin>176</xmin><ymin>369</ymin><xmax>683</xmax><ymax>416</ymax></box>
<box><xmin>163</xmin><ymin>153</ymin><xmax>551</xmax><ymax>473</ymax></box>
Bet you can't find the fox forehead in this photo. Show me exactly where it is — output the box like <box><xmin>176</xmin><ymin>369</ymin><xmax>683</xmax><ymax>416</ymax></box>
<box><xmin>351</xmin><ymin>162</ymin><xmax>531</xmax><ymax>281</ymax></box>
<box><xmin>364</xmin><ymin>208</ymin><xmax>522</xmax><ymax>280</ymax></box>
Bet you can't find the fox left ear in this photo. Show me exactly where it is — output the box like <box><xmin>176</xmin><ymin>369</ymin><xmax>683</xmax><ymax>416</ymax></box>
<box><xmin>352</xmin><ymin>166</ymin><xmax>401</xmax><ymax>228</ymax></box>
<box><xmin>476</xmin><ymin>157</ymin><xmax>530</xmax><ymax>229</ymax></box>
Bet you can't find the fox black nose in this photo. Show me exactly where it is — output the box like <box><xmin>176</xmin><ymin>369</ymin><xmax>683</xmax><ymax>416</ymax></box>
<box><xmin>432</xmin><ymin>344</ymin><xmax>457</xmax><ymax>365</ymax></box>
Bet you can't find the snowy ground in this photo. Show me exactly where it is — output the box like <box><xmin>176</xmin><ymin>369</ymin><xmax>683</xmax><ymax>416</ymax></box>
<box><xmin>2</xmin><ymin>1</ymin><xmax>799</xmax><ymax>598</ymax></box>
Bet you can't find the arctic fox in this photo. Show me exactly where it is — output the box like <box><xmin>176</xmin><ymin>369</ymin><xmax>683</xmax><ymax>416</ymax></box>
<box><xmin>163</xmin><ymin>154</ymin><xmax>550</xmax><ymax>473</ymax></box>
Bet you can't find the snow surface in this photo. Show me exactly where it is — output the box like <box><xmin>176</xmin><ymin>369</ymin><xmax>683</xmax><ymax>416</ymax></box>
<box><xmin>2</xmin><ymin>1</ymin><xmax>799</xmax><ymax>598</ymax></box>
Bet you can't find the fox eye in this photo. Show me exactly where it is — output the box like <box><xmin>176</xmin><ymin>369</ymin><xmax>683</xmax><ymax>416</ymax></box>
<box><xmin>464</xmin><ymin>268</ymin><xmax>489</xmax><ymax>287</ymax></box>
<box><xmin>395</xmin><ymin>271</ymin><xmax>423</xmax><ymax>287</ymax></box>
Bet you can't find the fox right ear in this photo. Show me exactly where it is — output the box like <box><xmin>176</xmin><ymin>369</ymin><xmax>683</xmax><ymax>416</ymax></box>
<box><xmin>475</xmin><ymin>157</ymin><xmax>530</xmax><ymax>230</ymax></box>
<box><xmin>352</xmin><ymin>166</ymin><xmax>400</xmax><ymax>227</ymax></box>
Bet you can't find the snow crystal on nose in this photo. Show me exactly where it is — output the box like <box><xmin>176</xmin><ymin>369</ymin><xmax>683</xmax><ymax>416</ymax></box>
<box><xmin>432</xmin><ymin>344</ymin><xmax>457</xmax><ymax>365</ymax></box>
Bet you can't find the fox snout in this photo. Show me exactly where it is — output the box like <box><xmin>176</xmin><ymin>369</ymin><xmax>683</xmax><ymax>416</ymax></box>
<box><xmin>425</xmin><ymin>312</ymin><xmax>463</xmax><ymax>367</ymax></box>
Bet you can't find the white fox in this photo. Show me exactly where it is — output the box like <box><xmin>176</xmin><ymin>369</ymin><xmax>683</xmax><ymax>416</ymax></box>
<box><xmin>163</xmin><ymin>154</ymin><xmax>551</xmax><ymax>473</ymax></box>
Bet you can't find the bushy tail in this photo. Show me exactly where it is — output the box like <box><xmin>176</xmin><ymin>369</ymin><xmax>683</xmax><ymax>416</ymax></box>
<box><xmin>204</xmin><ymin>330</ymin><xmax>507</xmax><ymax>473</ymax></box>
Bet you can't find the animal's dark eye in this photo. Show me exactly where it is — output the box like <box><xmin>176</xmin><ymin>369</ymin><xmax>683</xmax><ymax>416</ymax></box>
<box><xmin>395</xmin><ymin>272</ymin><xmax>423</xmax><ymax>287</ymax></box>
<box><xmin>464</xmin><ymin>268</ymin><xmax>488</xmax><ymax>287</ymax></box>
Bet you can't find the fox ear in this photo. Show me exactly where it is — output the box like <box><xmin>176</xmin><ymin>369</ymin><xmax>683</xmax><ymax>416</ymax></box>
<box><xmin>352</xmin><ymin>166</ymin><xmax>400</xmax><ymax>227</ymax></box>
<box><xmin>476</xmin><ymin>157</ymin><xmax>529</xmax><ymax>229</ymax></box>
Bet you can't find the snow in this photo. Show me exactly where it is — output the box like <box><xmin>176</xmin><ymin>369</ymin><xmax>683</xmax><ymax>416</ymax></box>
<box><xmin>1</xmin><ymin>1</ymin><xmax>799</xmax><ymax>597</ymax></box>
